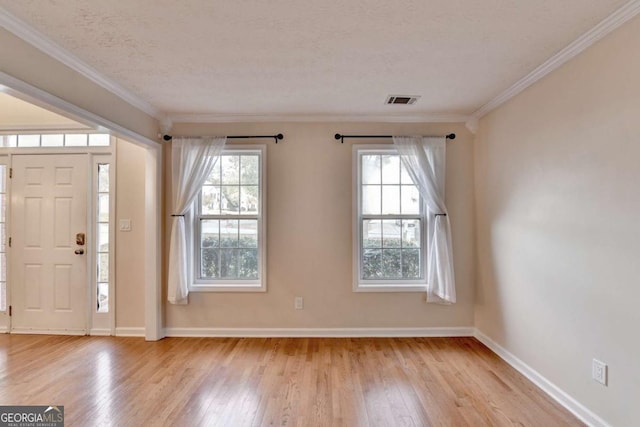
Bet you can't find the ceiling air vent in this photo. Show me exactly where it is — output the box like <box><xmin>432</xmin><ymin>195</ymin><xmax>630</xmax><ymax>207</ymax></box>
<box><xmin>386</xmin><ymin>95</ymin><xmax>420</xmax><ymax>105</ymax></box>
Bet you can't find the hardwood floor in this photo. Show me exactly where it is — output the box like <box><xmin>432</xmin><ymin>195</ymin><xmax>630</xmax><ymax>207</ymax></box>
<box><xmin>0</xmin><ymin>335</ymin><xmax>581</xmax><ymax>426</ymax></box>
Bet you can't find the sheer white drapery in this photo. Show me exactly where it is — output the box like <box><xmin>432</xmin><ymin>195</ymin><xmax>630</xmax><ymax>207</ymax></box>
<box><xmin>168</xmin><ymin>137</ymin><xmax>226</xmax><ymax>304</ymax></box>
<box><xmin>394</xmin><ymin>136</ymin><xmax>456</xmax><ymax>304</ymax></box>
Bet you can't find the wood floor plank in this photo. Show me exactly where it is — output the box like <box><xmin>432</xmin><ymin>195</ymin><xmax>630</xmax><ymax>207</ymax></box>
<box><xmin>0</xmin><ymin>335</ymin><xmax>583</xmax><ymax>426</ymax></box>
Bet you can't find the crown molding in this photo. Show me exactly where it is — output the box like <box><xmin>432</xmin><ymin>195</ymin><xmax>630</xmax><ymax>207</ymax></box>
<box><xmin>0</xmin><ymin>7</ymin><xmax>162</xmax><ymax>119</ymax></box>
<box><xmin>470</xmin><ymin>0</ymin><xmax>640</xmax><ymax>120</ymax></box>
<box><xmin>168</xmin><ymin>113</ymin><xmax>470</xmax><ymax>124</ymax></box>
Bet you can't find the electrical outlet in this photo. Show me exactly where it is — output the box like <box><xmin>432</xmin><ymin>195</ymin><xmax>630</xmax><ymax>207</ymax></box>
<box><xmin>592</xmin><ymin>359</ymin><xmax>607</xmax><ymax>386</ymax></box>
<box><xmin>294</xmin><ymin>297</ymin><xmax>303</xmax><ymax>310</ymax></box>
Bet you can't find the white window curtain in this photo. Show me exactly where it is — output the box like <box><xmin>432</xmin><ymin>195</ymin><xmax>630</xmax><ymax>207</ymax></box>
<box><xmin>168</xmin><ymin>137</ymin><xmax>226</xmax><ymax>304</ymax></box>
<box><xmin>394</xmin><ymin>136</ymin><xmax>456</xmax><ymax>304</ymax></box>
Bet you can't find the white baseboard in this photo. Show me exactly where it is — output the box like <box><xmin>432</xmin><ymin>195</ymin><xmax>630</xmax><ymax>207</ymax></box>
<box><xmin>115</xmin><ymin>327</ymin><xmax>145</xmax><ymax>337</ymax></box>
<box><xmin>473</xmin><ymin>329</ymin><xmax>611</xmax><ymax>427</ymax></box>
<box><xmin>164</xmin><ymin>326</ymin><xmax>475</xmax><ymax>338</ymax></box>
<box><xmin>9</xmin><ymin>328</ymin><xmax>85</xmax><ymax>336</ymax></box>
<box><xmin>89</xmin><ymin>328</ymin><xmax>112</xmax><ymax>336</ymax></box>
<box><xmin>0</xmin><ymin>326</ymin><xmax>8</xmax><ymax>333</ymax></box>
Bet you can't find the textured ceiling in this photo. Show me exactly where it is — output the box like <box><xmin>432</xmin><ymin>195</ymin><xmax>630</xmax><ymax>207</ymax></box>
<box><xmin>0</xmin><ymin>0</ymin><xmax>629</xmax><ymax>118</ymax></box>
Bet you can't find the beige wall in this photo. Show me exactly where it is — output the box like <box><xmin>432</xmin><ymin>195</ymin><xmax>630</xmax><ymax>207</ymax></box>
<box><xmin>0</xmin><ymin>28</ymin><xmax>159</xmax><ymax>142</ymax></box>
<box><xmin>115</xmin><ymin>138</ymin><xmax>147</xmax><ymax>328</ymax></box>
<box><xmin>474</xmin><ymin>15</ymin><xmax>640</xmax><ymax>427</ymax></box>
<box><xmin>164</xmin><ymin>122</ymin><xmax>476</xmax><ymax>329</ymax></box>
<box><xmin>0</xmin><ymin>93</ymin><xmax>87</xmax><ymax>129</ymax></box>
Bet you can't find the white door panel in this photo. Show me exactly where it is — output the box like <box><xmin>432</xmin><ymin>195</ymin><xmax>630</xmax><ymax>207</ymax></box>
<box><xmin>11</xmin><ymin>154</ymin><xmax>88</xmax><ymax>333</ymax></box>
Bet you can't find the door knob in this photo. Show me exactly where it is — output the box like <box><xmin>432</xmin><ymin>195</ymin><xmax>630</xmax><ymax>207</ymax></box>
<box><xmin>74</xmin><ymin>249</ymin><xmax>85</xmax><ymax>255</ymax></box>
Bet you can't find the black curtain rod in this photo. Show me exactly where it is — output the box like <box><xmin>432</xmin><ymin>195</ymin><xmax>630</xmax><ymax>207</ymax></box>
<box><xmin>162</xmin><ymin>133</ymin><xmax>284</xmax><ymax>143</ymax></box>
<box><xmin>334</xmin><ymin>133</ymin><xmax>455</xmax><ymax>144</ymax></box>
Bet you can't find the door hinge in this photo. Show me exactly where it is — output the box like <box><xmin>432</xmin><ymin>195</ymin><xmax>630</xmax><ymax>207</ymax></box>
<box><xmin>8</xmin><ymin>306</ymin><xmax>11</xmax><ymax>317</ymax></box>
<box><xmin>9</xmin><ymin>168</ymin><xmax>12</xmax><ymax>179</ymax></box>
<box><xmin>8</xmin><ymin>237</ymin><xmax>10</xmax><ymax>248</ymax></box>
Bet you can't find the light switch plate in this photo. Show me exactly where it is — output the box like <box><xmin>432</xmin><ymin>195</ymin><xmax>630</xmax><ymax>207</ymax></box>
<box><xmin>119</xmin><ymin>219</ymin><xmax>132</xmax><ymax>232</ymax></box>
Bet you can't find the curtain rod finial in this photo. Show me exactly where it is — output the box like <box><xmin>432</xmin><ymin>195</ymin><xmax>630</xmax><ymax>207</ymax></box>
<box><xmin>163</xmin><ymin>135</ymin><xmax>172</xmax><ymax>141</ymax></box>
<box><xmin>446</xmin><ymin>133</ymin><xmax>456</xmax><ymax>140</ymax></box>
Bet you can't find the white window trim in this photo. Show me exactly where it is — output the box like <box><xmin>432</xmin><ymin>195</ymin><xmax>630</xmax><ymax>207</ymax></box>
<box><xmin>0</xmin><ymin>157</ymin><xmax>8</xmax><ymax>319</ymax></box>
<box><xmin>189</xmin><ymin>144</ymin><xmax>267</xmax><ymax>292</ymax></box>
<box><xmin>352</xmin><ymin>144</ymin><xmax>428</xmax><ymax>292</ymax></box>
<box><xmin>91</xmin><ymin>150</ymin><xmax>116</xmax><ymax>335</ymax></box>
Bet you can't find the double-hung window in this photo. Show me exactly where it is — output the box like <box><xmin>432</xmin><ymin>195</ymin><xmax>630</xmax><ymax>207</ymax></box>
<box><xmin>353</xmin><ymin>146</ymin><xmax>427</xmax><ymax>291</ymax></box>
<box><xmin>191</xmin><ymin>146</ymin><xmax>266</xmax><ymax>291</ymax></box>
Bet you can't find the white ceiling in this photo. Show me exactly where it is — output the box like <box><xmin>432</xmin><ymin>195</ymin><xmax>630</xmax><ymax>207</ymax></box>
<box><xmin>0</xmin><ymin>0</ymin><xmax>631</xmax><ymax>120</ymax></box>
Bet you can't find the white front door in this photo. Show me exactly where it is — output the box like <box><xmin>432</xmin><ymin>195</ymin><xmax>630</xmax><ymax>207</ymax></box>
<box><xmin>11</xmin><ymin>154</ymin><xmax>88</xmax><ymax>334</ymax></box>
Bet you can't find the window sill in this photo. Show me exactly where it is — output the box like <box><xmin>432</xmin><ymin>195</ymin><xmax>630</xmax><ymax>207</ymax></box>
<box><xmin>353</xmin><ymin>284</ymin><xmax>427</xmax><ymax>293</ymax></box>
<box><xmin>190</xmin><ymin>283</ymin><xmax>266</xmax><ymax>293</ymax></box>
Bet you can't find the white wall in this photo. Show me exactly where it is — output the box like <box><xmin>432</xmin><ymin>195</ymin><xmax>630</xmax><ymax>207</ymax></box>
<box><xmin>474</xmin><ymin>14</ymin><xmax>640</xmax><ymax>427</ymax></box>
<box><xmin>164</xmin><ymin>122</ymin><xmax>476</xmax><ymax>330</ymax></box>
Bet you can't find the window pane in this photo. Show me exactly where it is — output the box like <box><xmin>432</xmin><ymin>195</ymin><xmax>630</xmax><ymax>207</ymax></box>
<box><xmin>362</xmin><ymin>155</ymin><xmax>381</xmax><ymax>184</ymax></box>
<box><xmin>382</xmin><ymin>249</ymin><xmax>402</xmax><ymax>278</ymax></box>
<box><xmin>402</xmin><ymin>249</ymin><xmax>420</xmax><ymax>279</ymax></box>
<box><xmin>98</xmin><ymin>253</ymin><xmax>109</xmax><ymax>282</ymax></box>
<box><xmin>1</xmin><ymin>135</ymin><xmax>17</xmax><ymax>148</ymax></box>
<box><xmin>362</xmin><ymin>219</ymin><xmax>381</xmax><ymax>248</ymax></box>
<box><xmin>220</xmin><ymin>249</ymin><xmax>238</xmax><ymax>278</ymax></box>
<box><xmin>0</xmin><ymin>224</ymin><xmax>5</xmax><ymax>252</ymax></box>
<box><xmin>402</xmin><ymin>219</ymin><xmax>421</xmax><ymax>248</ymax></box>
<box><xmin>65</xmin><ymin>134</ymin><xmax>88</xmax><ymax>146</ymax></box>
<box><xmin>201</xmin><ymin>248</ymin><xmax>219</xmax><ymax>278</ymax></box>
<box><xmin>240</xmin><ymin>155</ymin><xmax>259</xmax><ymax>185</ymax></box>
<box><xmin>362</xmin><ymin>249</ymin><xmax>382</xmax><ymax>279</ymax></box>
<box><xmin>89</xmin><ymin>134</ymin><xmax>110</xmax><ymax>146</ymax></box>
<box><xmin>0</xmin><ymin>281</ymin><xmax>5</xmax><ymax>312</ymax></box>
<box><xmin>201</xmin><ymin>220</ymin><xmax>220</xmax><ymax>248</ymax></box>
<box><xmin>0</xmin><ymin>253</ymin><xmax>5</xmax><ymax>282</ymax></box>
<box><xmin>400</xmin><ymin>162</ymin><xmax>414</xmax><ymax>184</ymax></box>
<box><xmin>0</xmin><ymin>194</ymin><xmax>5</xmax><ymax>222</ymax></box>
<box><xmin>98</xmin><ymin>194</ymin><xmax>109</xmax><ymax>221</ymax></box>
<box><xmin>201</xmin><ymin>185</ymin><xmax>220</xmax><ymax>215</ymax></box>
<box><xmin>205</xmin><ymin>160</ymin><xmax>221</xmax><ymax>185</ymax></box>
<box><xmin>0</xmin><ymin>165</ymin><xmax>5</xmax><ymax>192</ymax></box>
<box><xmin>362</xmin><ymin>185</ymin><xmax>381</xmax><ymax>215</ymax></box>
<box><xmin>221</xmin><ymin>155</ymin><xmax>240</xmax><ymax>185</ymax></box>
<box><xmin>240</xmin><ymin>186</ymin><xmax>259</xmax><ymax>215</ymax></box>
<box><xmin>382</xmin><ymin>220</ymin><xmax>401</xmax><ymax>248</ymax></box>
<box><xmin>239</xmin><ymin>220</ymin><xmax>258</xmax><ymax>248</ymax></box>
<box><xmin>98</xmin><ymin>164</ymin><xmax>110</xmax><ymax>192</ymax></box>
<box><xmin>98</xmin><ymin>223</ymin><xmax>109</xmax><ymax>252</ymax></box>
<box><xmin>238</xmin><ymin>249</ymin><xmax>258</xmax><ymax>279</ymax></box>
<box><xmin>381</xmin><ymin>155</ymin><xmax>400</xmax><ymax>184</ymax></box>
<box><xmin>220</xmin><ymin>220</ymin><xmax>238</xmax><ymax>247</ymax></box>
<box><xmin>401</xmin><ymin>185</ymin><xmax>420</xmax><ymax>215</ymax></box>
<box><xmin>41</xmin><ymin>134</ymin><xmax>64</xmax><ymax>147</ymax></box>
<box><xmin>18</xmin><ymin>134</ymin><xmax>40</xmax><ymax>147</ymax></box>
<box><xmin>97</xmin><ymin>282</ymin><xmax>109</xmax><ymax>313</ymax></box>
<box><xmin>197</xmin><ymin>150</ymin><xmax>263</xmax><ymax>283</ymax></box>
<box><xmin>220</xmin><ymin>186</ymin><xmax>240</xmax><ymax>214</ymax></box>
<box><xmin>381</xmin><ymin>185</ymin><xmax>400</xmax><ymax>215</ymax></box>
